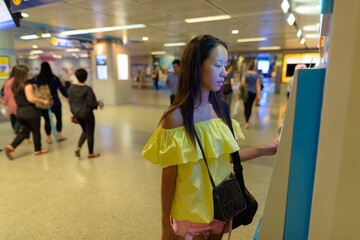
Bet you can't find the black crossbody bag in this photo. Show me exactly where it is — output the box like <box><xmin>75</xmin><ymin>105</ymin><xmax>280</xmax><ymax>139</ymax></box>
<box><xmin>194</xmin><ymin>106</ymin><xmax>258</xmax><ymax>228</ymax></box>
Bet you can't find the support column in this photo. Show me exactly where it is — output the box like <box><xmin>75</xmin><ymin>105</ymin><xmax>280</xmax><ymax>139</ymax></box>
<box><xmin>0</xmin><ymin>29</ymin><xmax>16</xmax><ymax>82</ymax></box>
<box><xmin>0</xmin><ymin>29</ymin><xmax>16</xmax><ymax>123</ymax></box>
<box><xmin>92</xmin><ymin>40</ymin><xmax>131</xmax><ymax>105</ymax></box>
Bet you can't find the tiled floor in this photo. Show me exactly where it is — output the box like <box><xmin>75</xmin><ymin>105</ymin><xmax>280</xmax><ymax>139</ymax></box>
<box><xmin>0</xmin><ymin>84</ymin><xmax>287</xmax><ymax>239</ymax></box>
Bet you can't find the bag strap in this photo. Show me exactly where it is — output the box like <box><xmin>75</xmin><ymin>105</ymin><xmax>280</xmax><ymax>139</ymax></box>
<box><xmin>194</xmin><ymin>130</ymin><xmax>216</xmax><ymax>189</ymax></box>
<box><xmin>222</xmin><ymin>104</ymin><xmax>247</xmax><ymax>195</ymax></box>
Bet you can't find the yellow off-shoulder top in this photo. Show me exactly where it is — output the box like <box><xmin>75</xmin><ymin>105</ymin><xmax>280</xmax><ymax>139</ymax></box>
<box><xmin>142</xmin><ymin>118</ymin><xmax>245</xmax><ymax>223</ymax></box>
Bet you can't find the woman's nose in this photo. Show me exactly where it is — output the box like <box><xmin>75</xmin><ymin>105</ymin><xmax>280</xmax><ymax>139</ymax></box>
<box><xmin>221</xmin><ymin>67</ymin><xmax>227</xmax><ymax>77</ymax></box>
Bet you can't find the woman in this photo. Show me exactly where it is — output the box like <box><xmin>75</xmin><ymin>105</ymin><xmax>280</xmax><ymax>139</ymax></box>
<box><xmin>242</xmin><ymin>62</ymin><xmax>261</xmax><ymax>129</ymax></box>
<box><xmin>142</xmin><ymin>35</ymin><xmax>278</xmax><ymax>240</ymax></box>
<box><xmin>68</xmin><ymin>68</ymin><xmax>103</xmax><ymax>159</ymax></box>
<box><xmin>5</xmin><ymin>65</ymin><xmax>49</xmax><ymax>160</ymax></box>
<box><xmin>222</xmin><ymin>65</ymin><xmax>234</xmax><ymax>109</ymax></box>
<box><xmin>33</xmin><ymin>62</ymin><xmax>68</xmax><ymax>143</ymax></box>
<box><xmin>136</xmin><ymin>70</ymin><xmax>142</xmax><ymax>89</ymax></box>
<box><xmin>3</xmin><ymin>68</ymin><xmax>31</xmax><ymax>144</ymax></box>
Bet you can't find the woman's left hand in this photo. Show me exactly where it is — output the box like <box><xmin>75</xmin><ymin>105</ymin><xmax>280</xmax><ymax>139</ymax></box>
<box><xmin>261</xmin><ymin>136</ymin><xmax>279</xmax><ymax>156</ymax></box>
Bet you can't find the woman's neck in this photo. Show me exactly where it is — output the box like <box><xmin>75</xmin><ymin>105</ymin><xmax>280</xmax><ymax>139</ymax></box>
<box><xmin>196</xmin><ymin>90</ymin><xmax>210</xmax><ymax>107</ymax></box>
<box><xmin>77</xmin><ymin>82</ymin><xmax>86</xmax><ymax>86</ymax></box>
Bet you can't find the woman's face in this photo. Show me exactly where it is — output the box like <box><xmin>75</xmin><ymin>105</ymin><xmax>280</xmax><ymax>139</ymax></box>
<box><xmin>200</xmin><ymin>45</ymin><xmax>228</xmax><ymax>92</ymax></box>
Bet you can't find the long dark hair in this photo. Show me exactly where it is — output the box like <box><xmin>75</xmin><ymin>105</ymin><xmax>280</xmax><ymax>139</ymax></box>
<box><xmin>11</xmin><ymin>65</ymin><xmax>29</xmax><ymax>96</ymax></box>
<box><xmin>37</xmin><ymin>61</ymin><xmax>54</xmax><ymax>84</ymax></box>
<box><xmin>160</xmin><ymin>35</ymin><xmax>228</xmax><ymax>145</ymax></box>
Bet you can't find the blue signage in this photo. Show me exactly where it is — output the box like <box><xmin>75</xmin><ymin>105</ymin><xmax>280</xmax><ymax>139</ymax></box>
<box><xmin>11</xmin><ymin>0</ymin><xmax>63</xmax><ymax>12</ymax></box>
<box><xmin>51</xmin><ymin>37</ymin><xmax>93</xmax><ymax>50</ymax></box>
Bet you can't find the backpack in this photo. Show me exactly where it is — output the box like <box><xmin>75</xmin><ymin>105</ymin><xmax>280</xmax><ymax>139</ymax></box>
<box><xmin>33</xmin><ymin>79</ymin><xmax>54</xmax><ymax>109</ymax></box>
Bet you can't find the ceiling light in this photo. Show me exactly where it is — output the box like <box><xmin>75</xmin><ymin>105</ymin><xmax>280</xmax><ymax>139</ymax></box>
<box><xmin>294</xmin><ymin>5</ymin><xmax>321</xmax><ymax>14</ymax></box>
<box><xmin>53</xmin><ymin>54</ymin><xmax>62</xmax><ymax>59</ymax></box>
<box><xmin>72</xmin><ymin>53</ymin><xmax>78</xmax><ymax>56</ymax></box>
<box><xmin>258</xmin><ymin>46</ymin><xmax>281</xmax><ymax>50</ymax></box>
<box><xmin>32</xmin><ymin>45</ymin><xmax>38</xmax><ymax>49</ymax></box>
<box><xmin>305</xmin><ymin>33</ymin><xmax>320</xmax><ymax>38</ymax></box>
<box><xmin>142</xmin><ymin>36</ymin><xmax>149</xmax><ymax>41</ymax></box>
<box><xmin>80</xmin><ymin>54</ymin><xmax>89</xmax><ymax>58</ymax></box>
<box><xmin>65</xmin><ymin>48</ymin><xmax>81</xmax><ymax>52</ymax></box>
<box><xmin>21</xmin><ymin>12</ymin><xmax>29</xmax><ymax>18</ymax></box>
<box><xmin>286</xmin><ymin>13</ymin><xmax>296</xmax><ymax>25</ymax></box>
<box><xmin>297</xmin><ymin>29</ymin><xmax>303</xmax><ymax>38</ymax></box>
<box><xmin>41</xmin><ymin>33</ymin><xmax>51</xmax><ymax>38</ymax></box>
<box><xmin>293</xmin><ymin>0</ymin><xmax>316</xmax><ymax>2</ymax></box>
<box><xmin>185</xmin><ymin>15</ymin><xmax>231</xmax><ymax>23</ymax></box>
<box><xmin>281</xmin><ymin>0</ymin><xmax>290</xmax><ymax>13</ymax></box>
<box><xmin>164</xmin><ymin>42</ymin><xmax>186</xmax><ymax>47</ymax></box>
<box><xmin>28</xmin><ymin>55</ymin><xmax>39</xmax><ymax>59</ymax></box>
<box><xmin>20</xmin><ymin>34</ymin><xmax>39</xmax><ymax>40</ymax></box>
<box><xmin>237</xmin><ymin>37</ymin><xmax>267</xmax><ymax>43</ymax></box>
<box><xmin>30</xmin><ymin>50</ymin><xmax>43</xmax><ymax>55</ymax></box>
<box><xmin>60</xmin><ymin>24</ymin><xmax>146</xmax><ymax>36</ymax></box>
<box><xmin>232</xmin><ymin>30</ymin><xmax>239</xmax><ymax>34</ymax></box>
<box><xmin>61</xmin><ymin>30</ymin><xmax>88</xmax><ymax>36</ymax></box>
<box><xmin>300</xmin><ymin>38</ymin><xmax>306</xmax><ymax>44</ymax></box>
<box><xmin>151</xmin><ymin>51</ymin><xmax>166</xmax><ymax>55</ymax></box>
<box><xmin>303</xmin><ymin>24</ymin><xmax>320</xmax><ymax>31</ymax></box>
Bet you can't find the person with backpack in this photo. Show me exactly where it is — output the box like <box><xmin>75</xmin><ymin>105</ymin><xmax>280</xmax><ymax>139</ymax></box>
<box><xmin>31</xmin><ymin>62</ymin><xmax>68</xmax><ymax>143</ymax></box>
<box><xmin>5</xmin><ymin>65</ymin><xmax>49</xmax><ymax>160</ymax></box>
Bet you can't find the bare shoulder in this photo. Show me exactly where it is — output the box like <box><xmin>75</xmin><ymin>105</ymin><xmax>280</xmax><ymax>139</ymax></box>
<box><xmin>161</xmin><ymin>108</ymin><xmax>184</xmax><ymax>129</ymax></box>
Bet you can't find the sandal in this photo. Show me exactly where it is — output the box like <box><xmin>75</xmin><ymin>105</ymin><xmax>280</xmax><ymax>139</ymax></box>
<box><xmin>47</xmin><ymin>139</ymin><xmax>52</xmax><ymax>144</ymax></box>
<box><xmin>5</xmin><ymin>145</ymin><xmax>14</xmax><ymax>160</ymax></box>
<box><xmin>58</xmin><ymin>137</ymin><xmax>67</xmax><ymax>142</ymax></box>
<box><xmin>88</xmin><ymin>153</ymin><xmax>100</xmax><ymax>159</ymax></box>
<box><xmin>75</xmin><ymin>148</ymin><xmax>81</xmax><ymax>157</ymax></box>
<box><xmin>34</xmin><ymin>149</ymin><xmax>48</xmax><ymax>155</ymax></box>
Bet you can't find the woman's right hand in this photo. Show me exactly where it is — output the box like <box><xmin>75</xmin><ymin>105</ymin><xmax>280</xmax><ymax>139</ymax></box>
<box><xmin>43</xmin><ymin>99</ymin><xmax>49</xmax><ymax>105</ymax></box>
<box><xmin>162</xmin><ymin>224</ymin><xmax>176</xmax><ymax>240</ymax></box>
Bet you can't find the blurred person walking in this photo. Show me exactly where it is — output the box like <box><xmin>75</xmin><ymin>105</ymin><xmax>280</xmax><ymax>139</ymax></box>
<box><xmin>242</xmin><ymin>62</ymin><xmax>261</xmax><ymax>129</ymax></box>
<box><xmin>164</xmin><ymin>59</ymin><xmax>180</xmax><ymax>105</ymax></box>
<box><xmin>136</xmin><ymin>70</ymin><xmax>142</xmax><ymax>89</ymax></box>
<box><xmin>32</xmin><ymin>62</ymin><xmax>68</xmax><ymax>143</ymax></box>
<box><xmin>68</xmin><ymin>68</ymin><xmax>103</xmax><ymax>159</ymax></box>
<box><xmin>3</xmin><ymin>68</ymin><xmax>32</xmax><ymax>144</ymax></box>
<box><xmin>222</xmin><ymin>65</ymin><xmax>234</xmax><ymax>109</ymax></box>
<box><xmin>153</xmin><ymin>67</ymin><xmax>159</xmax><ymax>90</ymax></box>
<box><xmin>5</xmin><ymin>65</ymin><xmax>49</xmax><ymax>160</ymax></box>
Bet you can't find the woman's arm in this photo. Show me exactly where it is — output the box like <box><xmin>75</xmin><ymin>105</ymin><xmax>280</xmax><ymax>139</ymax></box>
<box><xmin>161</xmin><ymin>165</ymin><xmax>177</xmax><ymax>240</ymax></box>
<box><xmin>256</xmin><ymin>78</ymin><xmax>261</xmax><ymax>100</ymax></box>
<box><xmin>235</xmin><ymin>137</ymin><xmax>279</xmax><ymax>162</ymax></box>
<box><xmin>55</xmin><ymin>77</ymin><xmax>69</xmax><ymax>98</ymax></box>
<box><xmin>241</xmin><ymin>76</ymin><xmax>246</xmax><ymax>85</ymax></box>
<box><xmin>24</xmin><ymin>84</ymin><xmax>49</xmax><ymax>105</ymax></box>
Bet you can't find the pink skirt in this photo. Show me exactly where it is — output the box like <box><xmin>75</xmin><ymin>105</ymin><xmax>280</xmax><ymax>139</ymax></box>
<box><xmin>171</xmin><ymin>217</ymin><xmax>232</xmax><ymax>240</ymax></box>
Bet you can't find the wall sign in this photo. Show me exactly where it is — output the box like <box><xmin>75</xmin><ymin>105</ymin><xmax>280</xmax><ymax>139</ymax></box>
<box><xmin>0</xmin><ymin>56</ymin><xmax>10</xmax><ymax>79</ymax></box>
<box><xmin>96</xmin><ymin>55</ymin><xmax>108</xmax><ymax>80</ymax></box>
<box><xmin>51</xmin><ymin>37</ymin><xmax>93</xmax><ymax>50</ymax></box>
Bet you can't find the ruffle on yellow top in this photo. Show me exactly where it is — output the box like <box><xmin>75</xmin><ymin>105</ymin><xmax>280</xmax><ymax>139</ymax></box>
<box><xmin>142</xmin><ymin>118</ymin><xmax>245</xmax><ymax>223</ymax></box>
<box><xmin>142</xmin><ymin>118</ymin><xmax>244</xmax><ymax>168</ymax></box>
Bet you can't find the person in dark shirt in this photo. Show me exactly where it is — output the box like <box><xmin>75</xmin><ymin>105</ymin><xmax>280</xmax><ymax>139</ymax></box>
<box><xmin>68</xmin><ymin>68</ymin><xmax>103</xmax><ymax>159</ymax></box>
<box><xmin>5</xmin><ymin>65</ymin><xmax>49</xmax><ymax>160</ymax></box>
<box><xmin>31</xmin><ymin>62</ymin><xmax>69</xmax><ymax>143</ymax></box>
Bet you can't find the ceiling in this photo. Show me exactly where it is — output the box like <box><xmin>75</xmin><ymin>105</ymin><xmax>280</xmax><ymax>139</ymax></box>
<box><xmin>12</xmin><ymin>0</ymin><xmax>322</xmax><ymax>58</ymax></box>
